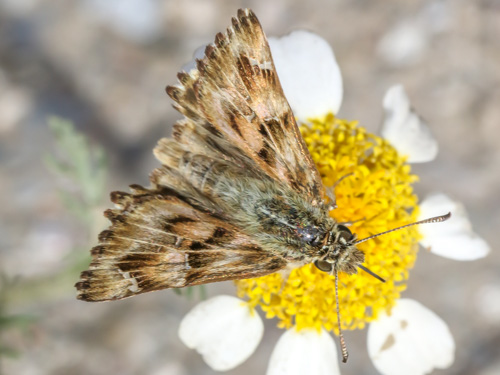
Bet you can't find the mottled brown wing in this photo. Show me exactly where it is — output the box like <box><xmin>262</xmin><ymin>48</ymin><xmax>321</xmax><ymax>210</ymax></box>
<box><xmin>166</xmin><ymin>8</ymin><xmax>325</xmax><ymax>204</ymax></box>
<box><xmin>76</xmin><ymin>185</ymin><xmax>286</xmax><ymax>302</ymax></box>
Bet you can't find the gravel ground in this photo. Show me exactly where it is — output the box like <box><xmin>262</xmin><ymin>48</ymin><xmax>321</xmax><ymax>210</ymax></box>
<box><xmin>1</xmin><ymin>0</ymin><xmax>499</xmax><ymax>374</ymax></box>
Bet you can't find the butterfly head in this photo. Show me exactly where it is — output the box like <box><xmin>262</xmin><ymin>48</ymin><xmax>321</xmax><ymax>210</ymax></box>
<box><xmin>312</xmin><ymin>212</ymin><xmax>452</xmax><ymax>279</ymax></box>
<box><xmin>313</xmin><ymin>225</ymin><xmax>365</xmax><ymax>275</ymax></box>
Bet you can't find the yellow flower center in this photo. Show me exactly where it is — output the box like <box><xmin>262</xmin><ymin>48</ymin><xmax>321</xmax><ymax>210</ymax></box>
<box><xmin>235</xmin><ymin>113</ymin><xmax>421</xmax><ymax>334</ymax></box>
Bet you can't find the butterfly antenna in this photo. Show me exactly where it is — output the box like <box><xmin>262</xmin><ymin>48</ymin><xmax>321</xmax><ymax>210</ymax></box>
<box><xmin>358</xmin><ymin>264</ymin><xmax>385</xmax><ymax>282</ymax></box>
<box><xmin>335</xmin><ymin>267</ymin><xmax>349</xmax><ymax>363</ymax></box>
<box><xmin>354</xmin><ymin>212</ymin><xmax>451</xmax><ymax>245</ymax></box>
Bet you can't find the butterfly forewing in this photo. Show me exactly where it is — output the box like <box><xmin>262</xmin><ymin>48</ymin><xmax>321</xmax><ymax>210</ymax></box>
<box><xmin>166</xmin><ymin>8</ymin><xmax>325</xmax><ymax>203</ymax></box>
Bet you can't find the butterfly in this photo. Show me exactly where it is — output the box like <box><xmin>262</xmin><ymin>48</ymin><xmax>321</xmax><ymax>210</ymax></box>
<box><xmin>75</xmin><ymin>8</ymin><xmax>449</xmax><ymax>363</ymax></box>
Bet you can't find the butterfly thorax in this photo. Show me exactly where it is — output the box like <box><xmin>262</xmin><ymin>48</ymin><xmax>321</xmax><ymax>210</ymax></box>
<box><xmin>196</xmin><ymin>166</ymin><xmax>362</xmax><ymax>270</ymax></box>
<box><xmin>248</xmin><ymin>193</ymin><xmax>365</xmax><ymax>274</ymax></box>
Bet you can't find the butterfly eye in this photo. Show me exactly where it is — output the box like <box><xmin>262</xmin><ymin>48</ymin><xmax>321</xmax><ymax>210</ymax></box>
<box><xmin>337</xmin><ymin>225</ymin><xmax>354</xmax><ymax>243</ymax></box>
<box><xmin>314</xmin><ymin>259</ymin><xmax>333</xmax><ymax>273</ymax></box>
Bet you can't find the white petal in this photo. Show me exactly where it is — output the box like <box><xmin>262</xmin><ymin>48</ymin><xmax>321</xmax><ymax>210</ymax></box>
<box><xmin>269</xmin><ymin>31</ymin><xmax>343</xmax><ymax>122</ymax></box>
<box><xmin>368</xmin><ymin>299</ymin><xmax>455</xmax><ymax>375</ymax></box>
<box><xmin>381</xmin><ymin>85</ymin><xmax>438</xmax><ymax>163</ymax></box>
<box><xmin>267</xmin><ymin>327</ymin><xmax>340</xmax><ymax>375</ymax></box>
<box><xmin>419</xmin><ymin>193</ymin><xmax>490</xmax><ymax>260</ymax></box>
<box><xmin>178</xmin><ymin>295</ymin><xmax>263</xmax><ymax>371</ymax></box>
<box><xmin>181</xmin><ymin>44</ymin><xmax>207</xmax><ymax>72</ymax></box>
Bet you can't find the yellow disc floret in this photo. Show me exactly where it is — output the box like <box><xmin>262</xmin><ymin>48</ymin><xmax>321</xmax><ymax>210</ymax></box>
<box><xmin>235</xmin><ymin>113</ymin><xmax>421</xmax><ymax>334</ymax></box>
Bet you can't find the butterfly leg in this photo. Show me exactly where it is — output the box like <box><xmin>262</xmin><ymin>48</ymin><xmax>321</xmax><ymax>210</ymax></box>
<box><xmin>326</xmin><ymin>173</ymin><xmax>354</xmax><ymax>210</ymax></box>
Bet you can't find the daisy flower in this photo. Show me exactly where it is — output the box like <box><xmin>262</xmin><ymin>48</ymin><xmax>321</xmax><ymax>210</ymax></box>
<box><xmin>178</xmin><ymin>29</ymin><xmax>490</xmax><ymax>375</ymax></box>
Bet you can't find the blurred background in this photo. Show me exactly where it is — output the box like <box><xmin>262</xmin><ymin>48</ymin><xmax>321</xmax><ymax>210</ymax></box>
<box><xmin>0</xmin><ymin>0</ymin><xmax>499</xmax><ymax>374</ymax></box>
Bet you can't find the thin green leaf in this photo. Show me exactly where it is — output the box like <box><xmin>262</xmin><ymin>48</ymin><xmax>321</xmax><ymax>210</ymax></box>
<box><xmin>45</xmin><ymin>116</ymin><xmax>108</xmax><ymax>218</ymax></box>
<box><xmin>198</xmin><ymin>285</ymin><xmax>207</xmax><ymax>300</ymax></box>
<box><xmin>172</xmin><ymin>286</ymin><xmax>207</xmax><ymax>300</ymax></box>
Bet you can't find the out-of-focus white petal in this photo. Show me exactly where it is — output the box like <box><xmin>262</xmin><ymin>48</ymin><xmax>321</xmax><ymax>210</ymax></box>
<box><xmin>419</xmin><ymin>193</ymin><xmax>490</xmax><ymax>260</ymax></box>
<box><xmin>269</xmin><ymin>31</ymin><xmax>343</xmax><ymax>123</ymax></box>
<box><xmin>377</xmin><ymin>22</ymin><xmax>427</xmax><ymax>67</ymax></box>
<box><xmin>368</xmin><ymin>299</ymin><xmax>454</xmax><ymax>375</ymax></box>
<box><xmin>178</xmin><ymin>295</ymin><xmax>263</xmax><ymax>371</ymax></box>
<box><xmin>381</xmin><ymin>85</ymin><xmax>438</xmax><ymax>163</ymax></box>
<box><xmin>377</xmin><ymin>3</ymin><xmax>451</xmax><ymax>67</ymax></box>
<box><xmin>267</xmin><ymin>327</ymin><xmax>340</xmax><ymax>375</ymax></box>
<box><xmin>181</xmin><ymin>44</ymin><xmax>207</xmax><ymax>72</ymax></box>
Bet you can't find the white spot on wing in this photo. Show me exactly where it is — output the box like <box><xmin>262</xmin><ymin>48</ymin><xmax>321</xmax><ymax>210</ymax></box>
<box><xmin>249</xmin><ymin>57</ymin><xmax>272</xmax><ymax>70</ymax></box>
<box><xmin>118</xmin><ymin>269</ymin><xmax>140</xmax><ymax>292</ymax></box>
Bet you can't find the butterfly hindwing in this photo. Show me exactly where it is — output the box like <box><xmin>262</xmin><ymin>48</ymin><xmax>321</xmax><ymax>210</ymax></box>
<box><xmin>76</xmin><ymin>186</ymin><xmax>286</xmax><ymax>301</ymax></box>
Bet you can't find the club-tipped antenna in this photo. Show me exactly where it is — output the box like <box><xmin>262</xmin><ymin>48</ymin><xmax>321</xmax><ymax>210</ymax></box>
<box><xmin>334</xmin><ymin>267</ymin><xmax>349</xmax><ymax>363</ymax></box>
<box><xmin>332</xmin><ymin>213</ymin><xmax>450</xmax><ymax>363</ymax></box>
<box><xmin>358</xmin><ymin>264</ymin><xmax>385</xmax><ymax>282</ymax></box>
<box><xmin>354</xmin><ymin>212</ymin><xmax>451</xmax><ymax>246</ymax></box>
